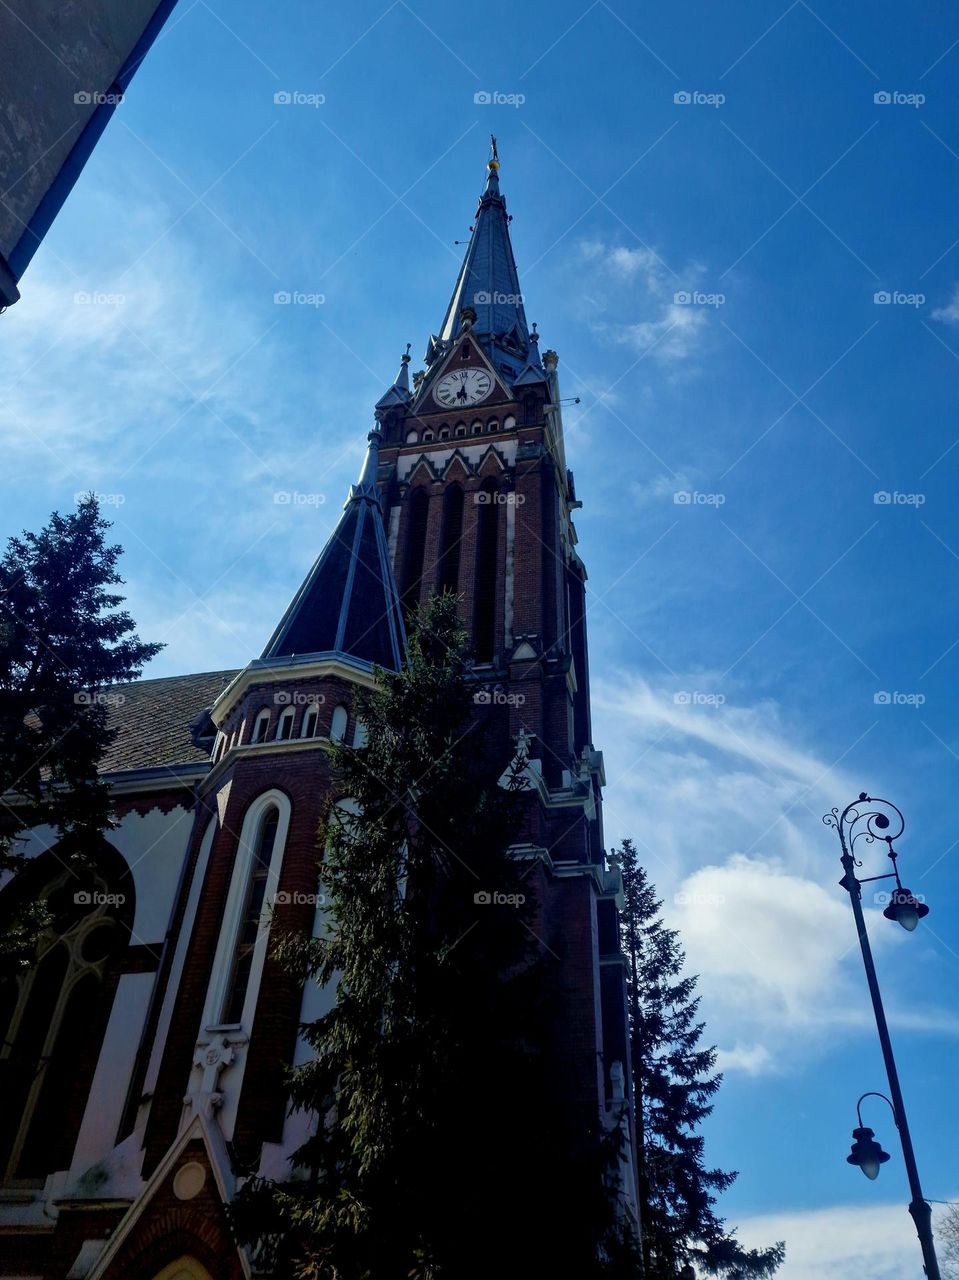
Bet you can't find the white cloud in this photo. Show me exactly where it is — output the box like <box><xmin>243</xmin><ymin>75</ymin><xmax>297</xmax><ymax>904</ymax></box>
<box><xmin>715</xmin><ymin>1042</ymin><xmax>774</xmax><ymax>1075</ymax></box>
<box><xmin>580</xmin><ymin>240</ymin><xmax>665</xmax><ymax>292</ymax></box>
<box><xmin>594</xmin><ymin>672</ymin><xmax>958</xmax><ymax>1075</ymax></box>
<box><xmin>932</xmin><ymin>284</ymin><xmax>959</xmax><ymax>325</ymax></box>
<box><xmin>736</xmin><ymin>1199</ymin><xmax>956</xmax><ymax>1280</ymax></box>
<box><xmin>573</xmin><ymin>239</ymin><xmax>714</xmax><ymax>365</ymax></box>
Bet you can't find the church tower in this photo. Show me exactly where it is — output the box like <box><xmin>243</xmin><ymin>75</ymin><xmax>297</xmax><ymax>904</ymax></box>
<box><xmin>0</xmin><ymin>143</ymin><xmax>638</xmax><ymax>1280</ymax></box>
<box><xmin>375</xmin><ymin>141</ymin><xmax>635</xmax><ymax>1185</ymax></box>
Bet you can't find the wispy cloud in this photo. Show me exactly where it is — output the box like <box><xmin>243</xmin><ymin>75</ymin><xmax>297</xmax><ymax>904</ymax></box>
<box><xmin>594</xmin><ymin>672</ymin><xmax>957</xmax><ymax>1074</ymax></box>
<box><xmin>931</xmin><ymin>283</ymin><xmax>959</xmax><ymax>326</ymax></box>
<box><xmin>736</xmin><ymin>1199</ymin><xmax>958</xmax><ymax>1280</ymax></box>
<box><xmin>574</xmin><ymin>239</ymin><xmax>714</xmax><ymax>365</ymax></box>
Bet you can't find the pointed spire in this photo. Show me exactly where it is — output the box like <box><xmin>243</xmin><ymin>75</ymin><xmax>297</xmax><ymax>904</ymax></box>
<box><xmin>351</xmin><ymin>425</ymin><xmax>383</xmax><ymax>501</ymax></box>
<box><xmin>514</xmin><ymin>320</ymin><xmax>548</xmax><ymax>388</ymax></box>
<box><xmin>261</xmin><ymin>425</ymin><xmax>406</xmax><ymax>671</ymax></box>
<box><xmin>437</xmin><ymin>138</ymin><xmax>530</xmax><ymax>368</ymax></box>
<box><xmin>375</xmin><ymin>343</ymin><xmax>413</xmax><ymax>414</ymax></box>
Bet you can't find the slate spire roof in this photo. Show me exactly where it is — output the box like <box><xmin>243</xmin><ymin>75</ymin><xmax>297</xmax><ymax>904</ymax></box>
<box><xmin>261</xmin><ymin>427</ymin><xmax>406</xmax><ymax>671</ymax></box>
<box><xmin>437</xmin><ymin>138</ymin><xmax>530</xmax><ymax>367</ymax></box>
<box><xmin>375</xmin><ymin>344</ymin><xmax>413</xmax><ymax>414</ymax></box>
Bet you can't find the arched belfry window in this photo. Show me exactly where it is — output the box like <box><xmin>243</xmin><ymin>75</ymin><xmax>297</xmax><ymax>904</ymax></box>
<box><xmin>250</xmin><ymin>709</ymin><xmax>270</xmax><ymax>744</ymax></box>
<box><xmin>0</xmin><ymin>848</ymin><xmax>133</xmax><ymax>1184</ymax></box>
<box><xmin>275</xmin><ymin>706</ymin><xmax>295</xmax><ymax>741</ymax></box>
<box><xmin>301</xmin><ymin>703</ymin><xmax>319</xmax><ymax>737</ymax></box>
<box><xmin>473</xmin><ymin>480</ymin><xmax>499</xmax><ymax>662</ymax></box>
<box><xmin>437</xmin><ymin>484</ymin><xmax>464</xmax><ymax>595</ymax></box>
<box><xmin>204</xmin><ymin>790</ymin><xmax>291</xmax><ymax>1033</ymax></box>
<box><xmin>330</xmin><ymin>704</ymin><xmax>348</xmax><ymax>743</ymax></box>
<box><xmin>401</xmin><ymin>486</ymin><xmax>430</xmax><ymax>616</ymax></box>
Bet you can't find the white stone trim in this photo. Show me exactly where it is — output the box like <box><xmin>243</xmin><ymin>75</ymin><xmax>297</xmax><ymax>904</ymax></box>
<box><xmin>142</xmin><ymin>815</ymin><xmax>218</xmax><ymax>1099</ymax></box>
<box><xmin>200</xmin><ymin>789</ymin><xmax>291</xmax><ymax>1034</ymax></box>
<box><xmin>211</xmin><ymin>656</ymin><xmax>377</xmax><ymax>725</ymax></box>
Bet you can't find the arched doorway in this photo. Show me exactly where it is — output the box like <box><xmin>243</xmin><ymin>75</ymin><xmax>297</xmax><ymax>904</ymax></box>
<box><xmin>151</xmin><ymin>1260</ymin><xmax>214</xmax><ymax>1280</ymax></box>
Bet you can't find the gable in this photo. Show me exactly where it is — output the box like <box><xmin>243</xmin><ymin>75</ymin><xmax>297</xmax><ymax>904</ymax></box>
<box><xmin>417</xmin><ymin>331</ymin><xmax>515</xmax><ymax>414</ymax></box>
<box><xmin>86</xmin><ymin>1119</ymin><xmax>249</xmax><ymax>1280</ymax></box>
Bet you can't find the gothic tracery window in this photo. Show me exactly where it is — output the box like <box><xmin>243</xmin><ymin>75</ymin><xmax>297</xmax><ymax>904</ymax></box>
<box><xmin>0</xmin><ymin>855</ymin><xmax>131</xmax><ymax>1184</ymax></box>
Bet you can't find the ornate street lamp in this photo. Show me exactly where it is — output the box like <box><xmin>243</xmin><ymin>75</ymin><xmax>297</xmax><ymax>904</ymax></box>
<box><xmin>824</xmin><ymin>794</ymin><xmax>941</xmax><ymax>1280</ymax></box>
<box><xmin>847</xmin><ymin>1094</ymin><xmax>893</xmax><ymax>1180</ymax></box>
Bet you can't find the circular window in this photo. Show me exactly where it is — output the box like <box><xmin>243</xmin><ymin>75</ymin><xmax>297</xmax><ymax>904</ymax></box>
<box><xmin>173</xmin><ymin>1161</ymin><xmax>207</xmax><ymax>1201</ymax></box>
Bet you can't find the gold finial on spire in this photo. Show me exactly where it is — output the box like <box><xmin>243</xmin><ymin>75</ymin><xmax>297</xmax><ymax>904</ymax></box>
<box><xmin>488</xmin><ymin>134</ymin><xmax>500</xmax><ymax>171</ymax></box>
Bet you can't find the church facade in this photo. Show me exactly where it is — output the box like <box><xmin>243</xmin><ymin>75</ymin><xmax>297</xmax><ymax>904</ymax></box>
<box><xmin>0</xmin><ymin>147</ymin><xmax>639</xmax><ymax>1279</ymax></box>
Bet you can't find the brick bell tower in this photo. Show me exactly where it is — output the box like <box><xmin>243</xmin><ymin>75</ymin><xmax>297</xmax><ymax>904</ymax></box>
<box><xmin>376</xmin><ymin>138</ymin><xmax>639</xmax><ymax>1219</ymax></box>
<box><xmin>78</xmin><ymin>141</ymin><xmax>638</xmax><ymax>1278</ymax></box>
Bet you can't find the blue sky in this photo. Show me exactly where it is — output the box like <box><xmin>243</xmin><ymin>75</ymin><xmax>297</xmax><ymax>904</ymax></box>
<box><xmin>5</xmin><ymin>1</ymin><xmax>959</xmax><ymax>1273</ymax></box>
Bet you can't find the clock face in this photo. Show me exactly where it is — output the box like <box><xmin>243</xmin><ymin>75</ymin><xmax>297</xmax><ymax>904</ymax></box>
<box><xmin>435</xmin><ymin>366</ymin><xmax>493</xmax><ymax>408</ymax></box>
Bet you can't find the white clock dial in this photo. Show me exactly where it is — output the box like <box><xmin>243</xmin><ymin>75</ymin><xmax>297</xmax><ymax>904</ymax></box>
<box><xmin>434</xmin><ymin>366</ymin><xmax>493</xmax><ymax>408</ymax></box>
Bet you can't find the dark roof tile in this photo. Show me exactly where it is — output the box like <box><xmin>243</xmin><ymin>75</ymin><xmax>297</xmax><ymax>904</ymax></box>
<box><xmin>99</xmin><ymin>669</ymin><xmax>239</xmax><ymax>775</ymax></box>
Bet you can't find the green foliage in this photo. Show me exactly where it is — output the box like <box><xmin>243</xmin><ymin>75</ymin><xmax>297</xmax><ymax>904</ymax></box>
<box><xmin>613</xmin><ymin>839</ymin><xmax>784</xmax><ymax>1279</ymax></box>
<box><xmin>236</xmin><ymin>593</ymin><xmax>638</xmax><ymax>1279</ymax></box>
<box><xmin>0</xmin><ymin>495</ymin><xmax>161</xmax><ymax>962</ymax></box>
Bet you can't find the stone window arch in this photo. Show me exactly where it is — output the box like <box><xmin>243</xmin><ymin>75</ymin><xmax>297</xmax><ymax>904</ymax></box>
<box><xmin>275</xmin><ymin>706</ymin><xmax>295</xmax><ymax>741</ymax></box>
<box><xmin>203</xmin><ymin>790</ymin><xmax>291</xmax><ymax>1033</ymax></box>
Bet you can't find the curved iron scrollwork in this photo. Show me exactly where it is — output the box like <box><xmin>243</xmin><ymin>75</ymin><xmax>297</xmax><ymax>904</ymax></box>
<box><xmin>823</xmin><ymin>792</ymin><xmax>905</xmax><ymax>870</ymax></box>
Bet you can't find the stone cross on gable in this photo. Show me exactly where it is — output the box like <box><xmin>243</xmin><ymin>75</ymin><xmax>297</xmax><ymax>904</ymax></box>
<box><xmin>184</xmin><ymin>1034</ymin><xmax>244</xmax><ymax>1120</ymax></box>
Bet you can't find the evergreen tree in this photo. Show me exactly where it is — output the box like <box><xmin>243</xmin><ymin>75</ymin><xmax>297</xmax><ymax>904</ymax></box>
<box><xmin>0</xmin><ymin>495</ymin><xmax>162</xmax><ymax>963</ymax></box>
<box><xmin>237</xmin><ymin>594</ymin><xmax>638</xmax><ymax>1279</ymax></box>
<box><xmin>613</xmin><ymin>839</ymin><xmax>784</xmax><ymax>1279</ymax></box>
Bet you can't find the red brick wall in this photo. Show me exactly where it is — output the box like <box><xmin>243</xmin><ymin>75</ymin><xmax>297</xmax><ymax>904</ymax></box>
<box><xmin>100</xmin><ymin>1140</ymin><xmax>246</xmax><ymax>1280</ymax></box>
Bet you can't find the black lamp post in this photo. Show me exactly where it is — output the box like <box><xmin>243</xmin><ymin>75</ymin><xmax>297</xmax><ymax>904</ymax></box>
<box><xmin>824</xmin><ymin>793</ymin><xmax>940</xmax><ymax>1280</ymax></box>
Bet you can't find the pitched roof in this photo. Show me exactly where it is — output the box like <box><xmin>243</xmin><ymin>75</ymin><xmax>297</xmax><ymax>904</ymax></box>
<box><xmin>98</xmin><ymin>668</ymin><xmax>239</xmax><ymax>775</ymax></box>
<box><xmin>261</xmin><ymin>428</ymin><xmax>406</xmax><ymax>671</ymax></box>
